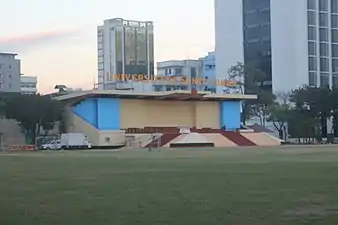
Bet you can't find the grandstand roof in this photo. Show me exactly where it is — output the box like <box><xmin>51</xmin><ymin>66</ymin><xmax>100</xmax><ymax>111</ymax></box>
<box><xmin>54</xmin><ymin>89</ymin><xmax>257</xmax><ymax>102</ymax></box>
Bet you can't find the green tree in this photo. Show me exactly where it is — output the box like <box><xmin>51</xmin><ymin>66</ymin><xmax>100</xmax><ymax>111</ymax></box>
<box><xmin>5</xmin><ymin>94</ymin><xmax>63</xmax><ymax>144</ymax></box>
<box><xmin>289</xmin><ymin>86</ymin><xmax>332</xmax><ymax>142</ymax></box>
<box><xmin>226</xmin><ymin>62</ymin><xmax>275</xmax><ymax>126</ymax></box>
<box><xmin>267</xmin><ymin>102</ymin><xmax>291</xmax><ymax>140</ymax></box>
<box><xmin>250</xmin><ymin>90</ymin><xmax>276</xmax><ymax>127</ymax></box>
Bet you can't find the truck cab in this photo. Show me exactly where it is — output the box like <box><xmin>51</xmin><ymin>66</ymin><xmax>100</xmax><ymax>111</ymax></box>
<box><xmin>40</xmin><ymin>140</ymin><xmax>61</xmax><ymax>150</ymax></box>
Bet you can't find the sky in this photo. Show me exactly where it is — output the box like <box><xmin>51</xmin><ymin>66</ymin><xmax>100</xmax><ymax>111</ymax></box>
<box><xmin>0</xmin><ymin>0</ymin><xmax>215</xmax><ymax>94</ymax></box>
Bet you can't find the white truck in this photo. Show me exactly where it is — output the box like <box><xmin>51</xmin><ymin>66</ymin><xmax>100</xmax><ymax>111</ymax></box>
<box><xmin>60</xmin><ymin>133</ymin><xmax>91</xmax><ymax>149</ymax></box>
<box><xmin>39</xmin><ymin>133</ymin><xmax>91</xmax><ymax>150</ymax></box>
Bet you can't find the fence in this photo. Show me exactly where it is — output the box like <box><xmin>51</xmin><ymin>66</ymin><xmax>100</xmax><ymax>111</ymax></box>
<box><xmin>7</xmin><ymin>145</ymin><xmax>35</xmax><ymax>152</ymax></box>
<box><xmin>125</xmin><ymin>134</ymin><xmax>161</xmax><ymax>149</ymax></box>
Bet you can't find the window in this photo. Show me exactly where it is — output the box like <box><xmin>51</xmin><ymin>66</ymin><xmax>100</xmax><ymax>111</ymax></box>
<box><xmin>308</xmin><ymin>0</ymin><xmax>316</xmax><ymax>10</ymax></box>
<box><xmin>191</xmin><ymin>68</ymin><xmax>197</xmax><ymax>78</ymax></box>
<box><xmin>175</xmin><ymin>68</ymin><xmax>182</xmax><ymax>75</ymax></box>
<box><xmin>154</xmin><ymin>86</ymin><xmax>161</xmax><ymax>92</ymax></box>
<box><xmin>8</xmin><ymin>65</ymin><xmax>11</xmax><ymax>69</ymax></box>
<box><xmin>308</xmin><ymin>41</ymin><xmax>317</xmax><ymax>55</ymax></box>
<box><xmin>243</xmin><ymin>0</ymin><xmax>270</xmax><ymax>11</ymax></box>
<box><xmin>320</xmin><ymin>58</ymin><xmax>329</xmax><ymax>71</ymax></box>
<box><xmin>333</xmin><ymin>59</ymin><xmax>338</xmax><ymax>72</ymax></box>
<box><xmin>319</xmin><ymin>13</ymin><xmax>328</xmax><ymax>27</ymax></box>
<box><xmin>309</xmin><ymin>71</ymin><xmax>317</xmax><ymax>86</ymax></box>
<box><xmin>308</xmin><ymin>26</ymin><xmax>317</xmax><ymax>40</ymax></box>
<box><xmin>9</xmin><ymin>83</ymin><xmax>11</xmax><ymax>89</ymax></box>
<box><xmin>332</xmin><ymin>15</ymin><xmax>338</xmax><ymax>28</ymax></box>
<box><xmin>333</xmin><ymin>73</ymin><xmax>338</xmax><ymax>88</ymax></box>
<box><xmin>332</xmin><ymin>29</ymin><xmax>338</xmax><ymax>43</ymax></box>
<box><xmin>165</xmin><ymin>69</ymin><xmax>168</xmax><ymax>75</ymax></box>
<box><xmin>98</xmin><ymin>62</ymin><xmax>104</xmax><ymax>70</ymax></box>
<box><xmin>319</xmin><ymin>28</ymin><xmax>329</xmax><ymax>41</ymax></box>
<box><xmin>309</xmin><ymin>57</ymin><xmax>317</xmax><ymax>70</ymax></box>
<box><xmin>320</xmin><ymin>73</ymin><xmax>330</xmax><ymax>87</ymax></box>
<box><xmin>319</xmin><ymin>0</ymin><xmax>329</xmax><ymax>11</ymax></box>
<box><xmin>333</xmin><ymin>44</ymin><xmax>338</xmax><ymax>57</ymax></box>
<box><xmin>307</xmin><ymin>11</ymin><xmax>316</xmax><ymax>26</ymax></box>
<box><xmin>8</xmin><ymin>74</ymin><xmax>11</xmax><ymax>78</ymax></box>
<box><xmin>320</xmin><ymin>43</ymin><xmax>329</xmax><ymax>56</ymax></box>
<box><xmin>332</xmin><ymin>0</ymin><xmax>338</xmax><ymax>13</ymax></box>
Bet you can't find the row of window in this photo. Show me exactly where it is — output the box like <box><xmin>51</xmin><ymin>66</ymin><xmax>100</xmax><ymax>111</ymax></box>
<box><xmin>308</xmin><ymin>0</ymin><xmax>338</xmax><ymax>13</ymax></box>
<box><xmin>204</xmin><ymin>65</ymin><xmax>215</xmax><ymax>71</ymax></box>
<box><xmin>0</xmin><ymin>72</ymin><xmax>12</xmax><ymax>78</ymax></box>
<box><xmin>243</xmin><ymin>0</ymin><xmax>270</xmax><ymax>11</ymax></box>
<box><xmin>21</xmin><ymin>92</ymin><xmax>36</xmax><ymax>95</ymax></box>
<box><xmin>244</xmin><ymin>24</ymin><xmax>271</xmax><ymax>40</ymax></box>
<box><xmin>164</xmin><ymin>68</ymin><xmax>183</xmax><ymax>76</ymax></box>
<box><xmin>154</xmin><ymin>86</ymin><xmax>189</xmax><ymax>92</ymax></box>
<box><xmin>21</xmin><ymin>84</ymin><xmax>36</xmax><ymax>88</ymax></box>
<box><xmin>244</xmin><ymin>10</ymin><xmax>270</xmax><ymax>27</ymax></box>
<box><xmin>308</xmin><ymin>57</ymin><xmax>338</xmax><ymax>72</ymax></box>
<box><xmin>308</xmin><ymin>27</ymin><xmax>338</xmax><ymax>42</ymax></box>
<box><xmin>0</xmin><ymin>83</ymin><xmax>12</xmax><ymax>89</ymax></box>
<box><xmin>308</xmin><ymin>12</ymin><xmax>338</xmax><ymax>27</ymax></box>
<box><xmin>0</xmin><ymin>64</ymin><xmax>12</xmax><ymax>69</ymax></box>
<box><xmin>308</xmin><ymin>71</ymin><xmax>338</xmax><ymax>87</ymax></box>
<box><xmin>308</xmin><ymin>42</ymin><xmax>338</xmax><ymax>57</ymax></box>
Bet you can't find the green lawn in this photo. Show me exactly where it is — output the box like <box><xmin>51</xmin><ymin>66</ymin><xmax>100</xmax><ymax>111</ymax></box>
<box><xmin>1</xmin><ymin>146</ymin><xmax>338</xmax><ymax>225</ymax></box>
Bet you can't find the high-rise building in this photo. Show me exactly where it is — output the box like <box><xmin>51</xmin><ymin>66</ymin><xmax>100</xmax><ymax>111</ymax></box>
<box><xmin>97</xmin><ymin>18</ymin><xmax>154</xmax><ymax>90</ymax></box>
<box><xmin>215</xmin><ymin>0</ymin><xmax>338</xmax><ymax>93</ymax></box>
<box><xmin>0</xmin><ymin>53</ymin><xmax>21</xmax><ymax>93</ymax></box>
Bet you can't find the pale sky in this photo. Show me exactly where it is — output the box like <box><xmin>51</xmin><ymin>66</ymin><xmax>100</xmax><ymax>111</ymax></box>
<box><xmin>0</xmin><ymin>0</ymin><xmax>215</xmax><ymax>93</ymax></box>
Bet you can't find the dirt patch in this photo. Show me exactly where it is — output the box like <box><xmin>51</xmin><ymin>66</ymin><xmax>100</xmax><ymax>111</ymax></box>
<box><xmin>284</xmin><ymin>196</ymin><xmax>338</xmax><ymax>218</ymax></box>
<box><xmin>285</xmin><ymin>205</ymin><xmax>338</xmax><ymax>217</ymax></box>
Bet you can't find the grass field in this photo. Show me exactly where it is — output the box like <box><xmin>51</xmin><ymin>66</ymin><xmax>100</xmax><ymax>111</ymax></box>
<box><xmin>1</xmin><ymin>146</ymin><xmax>338</xmax><ymax>225</ymax></box>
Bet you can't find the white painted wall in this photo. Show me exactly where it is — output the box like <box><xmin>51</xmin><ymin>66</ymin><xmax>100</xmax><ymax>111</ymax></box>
<box><xmin>215</xmin><ymin>0</ymin><xmax>244</xmax><ymax>81</ymax></box>
<box><xmin>270</xmin><ymin>0</ymin><xmax>309</xmax><ymax>93</ymax></box>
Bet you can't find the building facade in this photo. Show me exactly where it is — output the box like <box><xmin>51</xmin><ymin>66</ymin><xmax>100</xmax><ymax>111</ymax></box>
<box><xmin>20</xmin><ymin>76</ymin><xmax>37</xmax><ymax>95</ymax></box>
<box><xmin>215</xmin><ymin>0</ymin><xmax>338</xmax><ymax>93</ymax></box>
<box><xmin>154</xmin><ymin>60</ymin><xmax>203</xmax><ymax>91</ymax></box>
<box><xmin>0</xmin><ymin>53</ymin><xmax>21</xmax><ymax>92</ymax></box>
<box><xmin>200</xmin><ymin>51</ymin><xmax>216</xmax><ymax>92</ymax></box>
<box><xmin>97</xmin><ymin>18</ymin><xmax>154</xmax><ymax>90</ymax></box>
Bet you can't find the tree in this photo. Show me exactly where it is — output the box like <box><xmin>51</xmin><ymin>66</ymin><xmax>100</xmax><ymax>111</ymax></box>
<box><xmin>5</xmin><ymin>94</ymin><xmax>63</xmax><ymax>144</ymax></box>
<box><xmin>226</xmin><ymin>62</ymin><xmax>276</xmax><ymax>126</ymax></box>
<box><xmin>249</xmin><ymin>90</ymin><xmax>276</xmax><ymax>127</ymax></box>
<box><xmin>267</xmin><ymin>102</ymin><xmax>291</xmax><ymax>140</ymax></box>
<box><xmin>287</xmin><ymin>85</ymin><xmax>337</xmax><ymax>142</ymax></box>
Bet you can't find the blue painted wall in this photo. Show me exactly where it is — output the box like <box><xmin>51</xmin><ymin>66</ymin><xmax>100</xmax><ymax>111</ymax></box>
<box><xmin>72</xmin><ymin>98</ymin><xmax>98</xmax><ymax>127</ymax></box>
<box><xmin>72</xmin><ymin>98</ymin><xmax>120</xmax><ymax>130</ymax></box>
<box><xmin>96</xmin><ymin>98</ymin><xmax>120</xmax><ymax>130</ymax></box>
<box><xmin>220</xmin><ymin>101</ymin><xmax>241</xmax><ymax>130</ymax></box>
<box><xmin>202</xmin><ymin>51</ymin><xmax>216</xmax><ymax>93</ymax></box>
